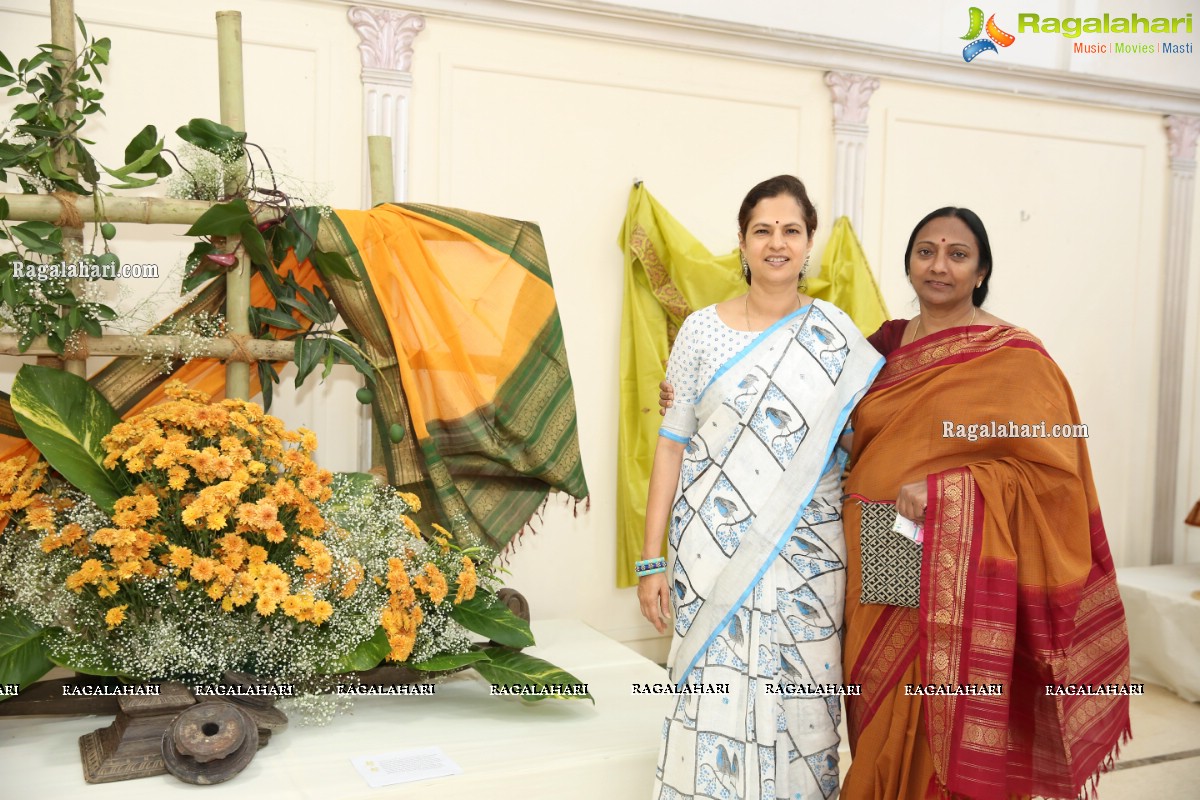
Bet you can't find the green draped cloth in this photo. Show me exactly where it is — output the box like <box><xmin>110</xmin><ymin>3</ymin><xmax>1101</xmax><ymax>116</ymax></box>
<box><xmin>616</xmin><ymin>184</ymin><xmax>887</xmax><ymax>586</ymax></box>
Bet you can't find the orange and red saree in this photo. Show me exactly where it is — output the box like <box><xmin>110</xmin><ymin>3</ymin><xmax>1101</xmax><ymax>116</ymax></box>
<box><xmin>841</xmin><ymin>324</ymin><xmax>1130</xmax><ymax>800</ymax></box>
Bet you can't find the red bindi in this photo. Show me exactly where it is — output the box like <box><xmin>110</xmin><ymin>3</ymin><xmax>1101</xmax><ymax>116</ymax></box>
<box><xmin>940</xmin><ymin>238</ymin><xmax>945</xmax><ymax>242</ymax></box>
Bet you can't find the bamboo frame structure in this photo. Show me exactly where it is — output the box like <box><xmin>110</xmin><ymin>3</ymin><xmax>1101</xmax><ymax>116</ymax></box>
<box><xmin>49</xmin><ymin>0</ymin><xmax>85</xmax><ymax>378</ymax></box>
<box><xmin>0</xmin><ymin>333</ymin><xmax>295</xmax><ymax>362</ymax></box>
<box><xmin>0</xmin><ymin>8</ymin><xmax>390</xmax><ymax>398</ymax></box>
<box><xmin>368</xmin><ymin>136</ymin><xmax>394</xmax><ymax>208</ymax></box>
<box><xmin>216</xmin><ymin>10</ymin><xmax>251</xmax><ymax>401</ymax></box>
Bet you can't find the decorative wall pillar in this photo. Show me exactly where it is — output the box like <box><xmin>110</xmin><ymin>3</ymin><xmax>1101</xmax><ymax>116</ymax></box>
<box><xmin>348</xmin><ymin>6</ymin><xmax>425</xmax><ymax>472</ymax></box>
<box><xmin>1152</xmin><ymin>114</ymin><xmax>1200</xmax><ymax>564</ymax></box>
<box><xmin>348</xmin><ymin>6</ymin><xmax>425</xmax><ymax>207</ymax></box>
<box><xmin>1152</xmin><ymin>117</ymin><xmax>1200</xmax><ymax>563</ymax></box>
<box><xmin>824</xmin><ymin>72</ymin><xmax>879</xmax><ymax>233</ymax></box>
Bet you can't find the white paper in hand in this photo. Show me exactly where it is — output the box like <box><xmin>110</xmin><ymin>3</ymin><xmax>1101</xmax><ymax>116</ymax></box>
<box><xmin>891</xmin><ymin>513</ymin><xmax>924</xmax><ymax>544</ymax></box>
<box><xmin>351</xmin><ymin>747</ymin><xmax>462</xmax><ymax>788</ymax></box>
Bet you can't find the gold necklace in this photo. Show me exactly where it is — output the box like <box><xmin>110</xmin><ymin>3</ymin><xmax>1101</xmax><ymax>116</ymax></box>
<box><xmin>912</xmin><ymin>305</ymin><xmax>976</xmax><ymax>344</ymax></box>
<box><xmin>745</xmin><ymin>293</ymin><xmax>801</xmax><ymax>331</ymax></box>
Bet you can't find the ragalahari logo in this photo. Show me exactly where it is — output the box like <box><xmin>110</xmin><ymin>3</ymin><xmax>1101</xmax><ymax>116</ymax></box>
<box><xmin>961</xmin><ymin>7</ymin><xmax>1016</xmax><ymax>61</ymax></box>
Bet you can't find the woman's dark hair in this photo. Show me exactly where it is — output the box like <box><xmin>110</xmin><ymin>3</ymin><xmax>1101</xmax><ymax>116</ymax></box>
<box><xmin>903</xmin><ymin>206</ymin><xmax>993</xmax><ymax>306</ymax></box>
<box><xmin>737</xmin><ymin>175</ymin><xmax>818</xmax><ymax>285</ymax></box>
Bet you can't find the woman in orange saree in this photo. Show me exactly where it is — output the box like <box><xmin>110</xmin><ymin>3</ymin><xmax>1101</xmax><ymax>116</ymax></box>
<box><xmin>840</xmin><ymin>208</ymin><xmax>1131</xmax><ymax>799</ymax></box>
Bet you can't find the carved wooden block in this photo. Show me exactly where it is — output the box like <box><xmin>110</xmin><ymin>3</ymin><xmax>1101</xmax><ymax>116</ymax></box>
<box><xmin>78</xmin><ymin>683</ymin><xmax>196</xmax><ymax>784</ymax></box>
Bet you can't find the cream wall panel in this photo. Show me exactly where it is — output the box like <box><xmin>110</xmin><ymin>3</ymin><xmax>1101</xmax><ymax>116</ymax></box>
<box><xmin>0</xmin><ymin>0</ymin><xmax>364</xmax><ymax>471</ymax></box>
<box><xmin>407</xmin><ymin>17</ymin><xmax>835</xmax><ymax>648</ymax></box>
<box><xmin>863</xmin><ymin>81</ymin><xmax>1167</xmax><ymax>566</ymax></box>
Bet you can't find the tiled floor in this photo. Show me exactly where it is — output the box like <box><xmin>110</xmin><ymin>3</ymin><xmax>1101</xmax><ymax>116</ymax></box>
<box><xmin>834</xmin><ymin>682</ymin><xmax>1200</xmax><ymax>797</ymax></box>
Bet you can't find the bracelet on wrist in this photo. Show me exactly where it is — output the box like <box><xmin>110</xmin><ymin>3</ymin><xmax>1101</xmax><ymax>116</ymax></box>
<box><xmin>634</xmin><ymin>556</ymin><xmax>667</xmax><ymax>577</ymax></box>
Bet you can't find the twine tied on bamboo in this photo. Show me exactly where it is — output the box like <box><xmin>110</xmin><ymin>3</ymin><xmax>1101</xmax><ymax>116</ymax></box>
<box><xmin>63</xmin><ymin>331</ymin><xmax>91</xmax><ymax>361</ymax></box>
<box><xmin>224</xmin><ymin>333</ymin><xmax>258</xmax><ymax>364</ymax></box>
<box><xmin>50</xmin><ymin>191</ymin><xmax>84</xmax><ymax>230</ymax></box>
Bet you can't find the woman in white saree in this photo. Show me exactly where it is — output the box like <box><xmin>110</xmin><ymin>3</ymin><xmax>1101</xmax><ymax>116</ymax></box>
<box><xmin>638</xmin><ymin>176</ymin><xmax>882</xmax><ymax>800</ymax></box>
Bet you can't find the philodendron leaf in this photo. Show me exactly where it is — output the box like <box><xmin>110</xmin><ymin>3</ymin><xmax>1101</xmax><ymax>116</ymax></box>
<box><xmin>321</xmin><ymin>625</ymin><xmax>390</xmax><ymax>674</ymax></box>
<box><xmin>10</xmin><ymin>364</ymin><xmax>129</xmax><ymax>513</ymax></box>
<box><xmin>409</xmin><ymin>650</ymin><xmax>491</xmax><ymax>672</ymax></box>
<box><xmin>472</xmin><ymin>647</ymin><xmax>593</xmax><ymax>704</ymax></box>
<box><xmin>449</xmin><ymin>594</ymin><xmax>535</xmax><ymax>649</ymax></box>
<box><xmin>0</xmin><ymin>609</ymin><xmax>54</xmax><ymax>699</ymax></box>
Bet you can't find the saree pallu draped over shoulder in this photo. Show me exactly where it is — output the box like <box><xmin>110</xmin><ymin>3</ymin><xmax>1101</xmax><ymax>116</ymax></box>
<box><xmin>841</xmin><ymin>325</ymin><xmax>1131</xmax><ymax>800</ymax></box>
<box><xmin>665</xmin><ymin>300</ymin><xmax>883</xmax><ymax>685</ymax></box>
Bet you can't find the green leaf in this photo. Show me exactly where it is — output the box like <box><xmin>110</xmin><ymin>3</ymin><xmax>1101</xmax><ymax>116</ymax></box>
<box><xmin>239</xmin><ymin>220</ymin><xmax>269</xmax><ymax>266</ymax></box>
<box><xmin>328</xmin><ymin>337</ymin><xmax>375</xmax><ymax>378</ymax></box>
<box><xmin>449</xmin><ymin>594</ymin><xmax>535</xmax><ymax>649</ymax></box>
<box><xmin>294</xmin><ymin>336</ymin><xmax>326</xmax><ymax>388</ymax></box>
<box><xmin>409</xmin><ymin>650</ymin><xmax>491</xmax><ymax>672</ymax></box>
<box><xmin>0</xmin><ymin>609</ymin><xmax>54</xmax><ymax>698</ymax></box>
<box><xmin>321</xmin><ymin>625</ymin><xmax>390</xmax><ymax>673</ymax></box>
<box><xmin>10</xmin><ymin>223</ymin><xmax>61</xmax><ymax>256</ymax></box>
<box><xmin>181</xmin><ymin>241</ymin><xmax>221</xmax><ymax>294</ymax></box>
<box><xmin>175</xmin><ymin>117</ymin><xmax>246</xmax><ymax>154</ymax></box>
<box><xmin>106</xmin><ymin>174</ymin><xmax>158</xmax><ymax>190</ymax></box>
<box><xmin>184</xmin><ymin>199</ymin><xmax>252</xmax><ymax>237</ymax></box>
<box><xmin>257</xmin><ymin>307</ymin><xmax>302</xmax><ymax>331</ymax></box>
<box><xmin>0</xmin><ymin>50</ymin><xmax>13</xmax><ymax>75</ymax></box>
<box><xmin>10</xmin><ymin>364</ymin><xmax>130</xmax><ymax>513</ymax></box>
<box><xmin>310</xmin><ymin>249</ymin><xmax>359</xmax><ymax>282</ymax></box>
<box><xmin>257</xmin><ymin>361</ymin><xmax>275</xmax><ymax>411</ymax></box>
<box><xmin>121</xmin><ymin>125</ymin><xmax>171</xmax><ymax>177</ymax></box>
<box><xmin>48</xmin><ymin>645</ymin><xmax>123</xmax><ymax>677</ymax></box>
<box><xmin>289</xmin><ymin>206</ymin><xmax>322</xmax><ymax>263</ymax></box>
<box><xmin>472</xmin><ymin>647</ymin><xmax>594</xmax><ymax>704</ymax></box>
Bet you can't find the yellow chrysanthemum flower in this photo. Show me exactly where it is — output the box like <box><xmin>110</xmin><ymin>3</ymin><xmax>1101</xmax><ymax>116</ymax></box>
<box><xmin>105</xmin><ymin>605</ymin><xmax>128</xmax><ymax>630</ymax></box>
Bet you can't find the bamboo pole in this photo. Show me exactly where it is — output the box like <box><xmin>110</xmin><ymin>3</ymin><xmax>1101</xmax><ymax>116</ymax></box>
<box><xmin>367</xmin><ymin>136</ymin><xmax>394</xmax><ymax>207</ymax></box>
<box><xmin>0</xmin><ymin>333</ymin><xmax>296</xmax><ymax>362</ymax></box>
<box><xmin>49</xmin><ymin>0</ymin><xmax>85</xmax><ymax>378</ymax></box>
<box><xmin>0</xmin><ymin>193</ymin><xmax>221</xmax><ymax>225</ymax></box>
<box><xmin>215</xmin><ymin>11</ymin><xmax>251</xmax><ymax>401</ymax></box>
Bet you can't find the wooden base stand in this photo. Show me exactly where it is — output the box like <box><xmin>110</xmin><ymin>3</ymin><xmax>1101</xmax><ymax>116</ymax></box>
<box><xmin>78</xmin><ymin>683</ymin><xmax>196</xmax><ymax>784</ymax></box>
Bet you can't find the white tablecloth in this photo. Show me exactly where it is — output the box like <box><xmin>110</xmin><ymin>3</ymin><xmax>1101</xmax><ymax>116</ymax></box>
<box><xmin>1117</xmin><ymin>564</ymin><xmax>1200</xmax><ymax>702</ymax></box>
<box><xmin>0</xmin><ymin>620</ymin><xmax>669</xmax><ymax>798</ymax></box>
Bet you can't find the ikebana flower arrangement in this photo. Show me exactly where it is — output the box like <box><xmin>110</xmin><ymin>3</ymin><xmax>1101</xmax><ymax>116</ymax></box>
<box><xmin>0</xmin><ymin>366</ymin><xmax>588</xmax><ymax>719</ymax></box>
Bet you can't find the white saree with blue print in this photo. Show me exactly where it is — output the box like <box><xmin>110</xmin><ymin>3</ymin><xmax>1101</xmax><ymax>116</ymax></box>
<box><xmin>653</xmin><ymin>299</ymin><xmax>882</xmax><ymax>800</ymax></box>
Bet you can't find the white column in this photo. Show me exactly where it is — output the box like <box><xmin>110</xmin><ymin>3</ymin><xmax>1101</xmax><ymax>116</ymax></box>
<box><xmin>348</xmin><ymin>6</ymin><xmax>425</xmax><ymax>472</ymax></box>
<box><xmin>824</xmin><ymin>72</ymin><xmax>879</xmax><ymax>233</ymax></box>
<box><xmin>348</xmin><ymin>6</ymin><xmax>425</xmax><ymax>207</ymax></box>
<box><xmin>1153</xmin><ymin>115</ymin><xmax>1200</xmax><ymax>564</ymax></box>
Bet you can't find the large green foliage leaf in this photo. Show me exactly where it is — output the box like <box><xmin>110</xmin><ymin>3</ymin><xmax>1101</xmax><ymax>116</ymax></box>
<box><xmin>0</xmin><ymin>610</ymin><xmax>54</xmax><ymax>699</ymax></box>
<box><xmin>472</xmin><ymin>647</ymin><xmax>593</xmax><ymax>703</ymax></box>
<box><xmin>450</xmin><ymin>594</ymin><xmax>535</xmax><ymax>649</ymax></box>
<box><xmin>10</xmin><ymin>364</ymin><xmax>129</xmax><ymax>513</ymax></box>
<box><xmin>321</xmin><ymin>625</ymin><xmax>390</xmax><ymax>673</ymax></box>
<box><xmin>47</xmin><ymin>643</ymin><xmax>123</xmax><ymax>677</ymax></box>
<box><xmin>409</xmin><ymin>650</ymin><xmax>490</xmax><ymax>672</ymax></box>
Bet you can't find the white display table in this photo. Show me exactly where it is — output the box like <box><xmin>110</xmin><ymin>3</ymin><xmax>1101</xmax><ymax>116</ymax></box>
<box><xmin>0</xmin><ymin>620</ymin><xmax>668</xmax><ymax>798</ymax></box>
<box><xmin>1117</xmin><ymin>564</ymin><xmax>1200</xmax><ymax>702</ymax></box>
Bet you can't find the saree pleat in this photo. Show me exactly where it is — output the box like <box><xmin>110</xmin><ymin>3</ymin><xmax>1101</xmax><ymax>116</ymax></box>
<box><xmin>842</xmin><ymin>325</ymin><xmax>1130</xmax><ymax>800</ymax></box>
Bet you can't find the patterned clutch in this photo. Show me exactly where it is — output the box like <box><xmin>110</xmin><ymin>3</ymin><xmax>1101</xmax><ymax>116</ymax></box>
<box><xmin>858</xmin><ymin>501</ymin><xmax>922</xmax><ymax>607</ymax></box>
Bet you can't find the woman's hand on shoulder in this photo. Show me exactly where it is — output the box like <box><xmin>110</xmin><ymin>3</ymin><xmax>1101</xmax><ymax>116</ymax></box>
<box><xmin>896</xmin><ymin>480</ymin><xmax>928</xmax><ymax>523</ymax></box>
<box><xmin>637</xmin><ymin>572</ymin><xmax>672</xmax><ymax>634</ymax></box>
<box><xmin>659</xmin><ymin>380</ymin><xmax>675</xmax><ymax>416</ymax></box>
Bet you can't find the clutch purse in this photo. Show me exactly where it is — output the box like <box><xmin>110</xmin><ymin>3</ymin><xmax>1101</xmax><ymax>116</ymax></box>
<box><xmin>858</xmin><ymin>501</ymin><xmax>922</xmax><ymax>607</ymax></box>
